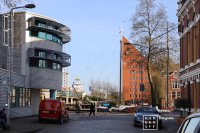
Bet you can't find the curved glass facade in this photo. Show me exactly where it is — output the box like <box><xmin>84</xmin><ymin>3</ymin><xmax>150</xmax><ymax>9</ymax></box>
<box><xmin>30</xmin><ymin>29</ymin><xmax>63</xmax><ymax>44</ymax></box>
<box><xmin>28</xmin><ymin>17</ymin><xmax>71</xmax><ymax>44</ymax></box>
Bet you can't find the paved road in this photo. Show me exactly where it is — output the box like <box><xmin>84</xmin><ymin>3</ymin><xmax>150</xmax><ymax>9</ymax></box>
<box><xmin>36</xmin><ymin>113</ymin><xmax>179</xmax><ymax>133</ymax></box>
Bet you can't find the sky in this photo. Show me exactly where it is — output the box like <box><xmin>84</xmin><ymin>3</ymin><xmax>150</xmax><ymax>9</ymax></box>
<box><xmin>24</xmin><ymin>0</ymin><xmax>178</xmax><ymax>93</ymax></box>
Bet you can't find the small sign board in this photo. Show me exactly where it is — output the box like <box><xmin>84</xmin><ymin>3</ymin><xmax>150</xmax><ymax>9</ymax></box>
<box><xmin>143</xmin><ymin>115</ymin><xmax>158</xmax><ymax>130</ymax></box>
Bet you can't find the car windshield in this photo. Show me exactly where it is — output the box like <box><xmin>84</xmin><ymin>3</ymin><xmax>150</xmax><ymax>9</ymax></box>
<box><xmin>137</xmin><ymin>107</ymin><xmax>157</xmax><ymax>113</ymax></box>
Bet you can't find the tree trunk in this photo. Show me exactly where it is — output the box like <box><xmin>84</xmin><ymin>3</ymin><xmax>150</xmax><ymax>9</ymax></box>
<box><xmin>147</xmin><ymin>36</ymin><xmax>156</xmax><ymax>107</ymax></box>
<box><xmin>147</xmin><ymin>59</ymin><xmax>156</xmax><ymax>107</ymax></box>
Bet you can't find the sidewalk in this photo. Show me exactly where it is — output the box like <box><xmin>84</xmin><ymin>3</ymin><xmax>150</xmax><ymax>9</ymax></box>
<box><xmin>0</xmin><ymin>112</ymin><xmax>77</xmax><ymax>133</ymax></box>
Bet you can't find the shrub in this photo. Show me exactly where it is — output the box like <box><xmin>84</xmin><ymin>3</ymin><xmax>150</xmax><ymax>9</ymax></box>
<box><xmin>174</xmin><ymin>99</ymin><xmax>189</xmax><ymax>111</ymax></box>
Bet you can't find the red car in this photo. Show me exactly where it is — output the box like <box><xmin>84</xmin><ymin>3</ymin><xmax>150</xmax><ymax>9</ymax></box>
<box><xmin>39</xmin><ymin>99</ymin><xmax>69</xmax><ymax>124</ymax></box>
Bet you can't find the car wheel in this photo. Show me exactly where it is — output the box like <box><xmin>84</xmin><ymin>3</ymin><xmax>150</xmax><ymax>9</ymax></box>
<box><xmin>134</xmin><ymin>123</ymin><xmax>137</xmax><ymax>127</ymax></box>
<box><xmin>59</xmin><ymin>117</ymin><xmax>64</xmax><ymax>124</ymax></box>
<box><xmin>3</xmin><ymin>123</ymin><xmax>10</xmax><ymax>130</ymax></box>
<box><xmin>158</xmin><ymin>123</ymin><xmax>162</xmax><ymax>129</ymax></box>
<box><xmin>39</xmin><ymin>118</ymin><xmax>43</xmax><ymax>123</ymax></box>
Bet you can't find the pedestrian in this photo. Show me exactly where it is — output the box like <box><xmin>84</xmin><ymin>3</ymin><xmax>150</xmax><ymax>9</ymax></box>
<box><xmin>75</xmin><ymin>101</ymin><xmax>80</xmax><ymax>113</ymax></box>
<box><xmin>89</xmin><ymin>102</ymin><xmax>95</xmax><ymax>116</ymax></box>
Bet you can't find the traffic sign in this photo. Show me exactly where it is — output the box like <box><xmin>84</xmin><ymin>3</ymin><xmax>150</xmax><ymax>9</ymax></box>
<box><xmin>140</xmin><ymin>84</ymin><xmax>144</xmax><ymax>91</ymax></box>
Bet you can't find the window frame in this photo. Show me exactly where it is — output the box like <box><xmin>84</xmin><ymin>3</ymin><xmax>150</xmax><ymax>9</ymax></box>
<box><xmin>10</xmin><ymin>87</ymin><xmax>31</xmax><ymax>108</ymax></box>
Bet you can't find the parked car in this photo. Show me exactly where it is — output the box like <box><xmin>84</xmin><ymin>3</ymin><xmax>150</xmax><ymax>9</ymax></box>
<box><xmin>177</xmin><ymin>112</ymin><xmax>200</xmax><ymax>133</ymax></box>
<box><xmin>134</xmin><ymin>106</ymin><xmax>162</xmax><ymax>127</ymax></box>
<box><xmin>109</xmin><ymin>106</ymin><xmax>127</xmax><ymax>112</ymax></box>
<box><xmin>97</xmin><ymin>106</ymin><xmax>109</xmax><ymax>112</ymax></box>
<box><xmin>39</xmin><ymin>99</ymin><xmax>69</xmax><ymax>124</ymax></box>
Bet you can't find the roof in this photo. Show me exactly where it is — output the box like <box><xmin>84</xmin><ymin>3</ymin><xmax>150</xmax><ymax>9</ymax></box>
<box><xmin>122</xmin><ymin>36</ymin><xmax>130</xmax><ymax>44</ymax></box>
<box><xmin>187</xmin><ymin>112</ymin><xmax>200</xmax><ymax>119</ymax></box>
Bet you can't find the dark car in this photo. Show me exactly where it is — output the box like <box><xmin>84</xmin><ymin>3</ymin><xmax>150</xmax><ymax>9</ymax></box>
<box><xmin>177</xmin><ymin>112</ymin><xmax>200</xmax><ymax>133</ymax></box>
<box><xmin>134</xmin><ymin>106</ymin><xmax>162</xmax><ymax>127</ymax></box>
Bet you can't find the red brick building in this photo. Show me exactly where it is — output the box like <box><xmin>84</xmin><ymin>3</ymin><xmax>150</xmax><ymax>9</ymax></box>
<box><xmin>178</xmin><ymin>0</ymin><xmax>200</xmax><ymax>112</ymax></box>
<box><xmin>160</xmin><ymin>71</ymin><xmax>181</xmax><ymax>109</ymax></box>
<box><xmin>121</xmin><ymin>37</ymin><xmax>151</xmax><ymax>105</ymax></box>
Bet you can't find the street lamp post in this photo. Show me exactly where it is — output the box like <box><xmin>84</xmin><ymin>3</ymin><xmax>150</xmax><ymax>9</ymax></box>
<box><xmin>7</xmin><ymin>4</ymin><xmax>35</xmax><ymax>128</ymax></box>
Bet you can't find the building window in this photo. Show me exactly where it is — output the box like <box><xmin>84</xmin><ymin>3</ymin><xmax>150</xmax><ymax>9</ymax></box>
<box><xmin>35</xmin><ymin>20</ymin><xmax>59</xmax><ymax>31</ymax></box>
<box><xmin>53</xmin><ymin>62</ymin><xmax>57</xmax><ymax>69</ymax></box>
<box><xmin>30</xmin><ymin>29</ymin><xmax>63</xmax><ymax>44</ymax></box>
<box><xmin>10</xmin><ymin>87</ymin><xmax>31</xmax><ymax>108</ymax></box>
<box><xmin>172</xmin><ymin>81</ymin><xmax>179</xmax><ymax>89</ymax></box>
<box><xmin>39</xmin><ymin>60</ymin><xmax>46</xmax><ymax>67</ymax></box>
<box><xmin>172</xmin><ymin>92</ymin><xmax>176</xmax><ymax>98</ymax></box>
<box><xmin>193</xmin><ymin>13</ymin><xmax>196</xmax><ymax>21</ymax></box>
<box><xmin>53</xmin><ymin>54</ymin><xmax>57</xmax><ymax>59</ymax></box>
<box><xmin>177</xmin><ymin>92</ymin><xmax>181</xmax><ymax>98</ymax></box>
<box><xmin>38</xmin><ymin>31</ymin><xmax>46</xmax><ymax>39</ymax></box>
<box><xmin>30</xmin><ymin>58</ymin><xmax>62</xmax><ymax>71</ymax></box>
<box><xmin>47</xmin><ymin>25</ymin><xmax>53</xmax><ymax>29</ymax></box>
<box><xmin>10</xmin><ymin>88</ymin><xmax>16</xmax><ymax>107</ymax></box>
<box><xmin>30</xmin><ymin>29</ymin><xmax>38</xmax><ymax>36</ymax></box>
<box><xmin>187</xmin><ymin>19</ymin><xmax>190</xmax><ymax>27</ymax></box>
<box><xmin>187</xmin><ymin>32</ymin><xmax>190</xmax><ymax>64</ymax></box>
<box><xmin>46</xmin><ymin>33</ymin><xmax>53</xmax><ymax>40</ymax></box>
<box><xmin>130</xmin><ymin>70</ymin><xmax>135</xmax><ymax>74</ymax></box>
<box><xmin>36</xmin><ymin>20</ymin><xmax>46</xmax><ymax>28</ymax></box>
<box><xmin>52</xmin><ymin>62</ymin><xmax>61</xmax><ymax>70</ymax></box>
<box><xmin>57</xmin><ymin>63</ymin><xmax>61</xmax><ymax>70</ymax></box>
<box><xmin>38</xmin><ymin>22</ymin><xmax>46</xmax><ymax>28</ymax></box>
<box><xmin>38</xmin><ymin>51</ymin><xmax>46</xmax><ymax>57</ymax></box>
<box><xmin>53</xmin><ymin>53</ymin><xmax>61</xmax><ymax>60</ymax></box>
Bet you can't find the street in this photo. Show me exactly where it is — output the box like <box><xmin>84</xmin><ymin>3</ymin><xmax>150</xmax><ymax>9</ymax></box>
<box><xmin>36</xmin><ymin>113</ymin><xmax>179</xmax><ymax>133</ymax></box>
<box><xmin>1</xmin><ymin>112</ymin><xmax>180</xmax><ymax>133</ymax></box>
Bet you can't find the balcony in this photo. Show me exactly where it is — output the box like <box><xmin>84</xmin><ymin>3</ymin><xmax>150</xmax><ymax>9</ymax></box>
<box><xmin>27</xmin><ymin>17</ymin><xmax>71</xmax><ymax>43</ymax></box>
<box><xmin>28</xmin><ymin>48</ymin><xmax>71</xmax><ymax>67</ymax></box>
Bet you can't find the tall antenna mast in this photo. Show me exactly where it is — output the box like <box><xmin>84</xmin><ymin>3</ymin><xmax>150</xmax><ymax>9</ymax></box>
<box><xmin>119</xmin><ymin>24</ymin><xmax>124</xmax><ymax>105</ymax></box>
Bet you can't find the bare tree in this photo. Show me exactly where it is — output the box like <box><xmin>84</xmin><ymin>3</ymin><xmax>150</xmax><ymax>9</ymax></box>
<box><xmin>89</xmin><ymin>79</ymin><xmax>118</xmax><ymax>100</ymax></box>
<box><xmin>0</xmin><ymin>0</ymin><xmax>32</xmax><ymax>13</ymax></box>
<box><xmin>130</xmin><ymin>0</ymin><xmax>178</xmax><ymax>106</ymax></box>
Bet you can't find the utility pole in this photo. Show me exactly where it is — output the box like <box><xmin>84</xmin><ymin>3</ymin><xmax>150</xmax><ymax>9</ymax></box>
<box><xmin>7</xmin><ymin>4</ymin><xmax>35</xmax><ymax>129</ymax></box>
<box><xmin>166</xmin><ymin>22</ymin><xmax>169</xmax><ymax>109</ymax></box>
<box><xmin>107</xmin><ymin>86</ymin><xmax>108</xmax><ymax>99</ymax></box>
<box><xmin>119</xmin><ymin>26</ymin><xmax>123</xmax><ymax>105</ymax></box>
